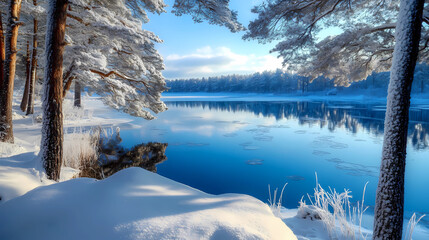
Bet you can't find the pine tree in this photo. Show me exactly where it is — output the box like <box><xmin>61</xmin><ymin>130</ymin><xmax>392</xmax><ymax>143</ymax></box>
<box><xmin>0</xmin><ymin>11</ymin><xmax>5</xmax><ymax>88</ymax></box>
<box><xmin>0</xmin><ymin>0</ymin><xmax>23</xmax><ymax>143</ymax></box>
<box><xmin>20</xmin><ymin>40</ymin><xmax>30</xmax><ymax>112</ymax></box>
<box><xmin>26</xmin><ymin>0</ymin><xmax>38</xmax><ymax>115</ymax></box>
<box><xmin>41</xmin><ymin>0</ymin><xmax>68</xmax><ymax>181</ymax></box>
<box><xmin>373</xmin><ymin>0</ymin><xmax>424</xmax><ymax>239</ymax></box>
<box><xmin>244</xmin><ymin>0</ymin><xmax>427</xmax><ymax>238</ymax></box>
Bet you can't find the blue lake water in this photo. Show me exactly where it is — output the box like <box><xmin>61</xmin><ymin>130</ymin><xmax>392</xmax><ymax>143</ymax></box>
<box><xmin>116</xmin><ymin>95</ymin><xmax>429</xmax><ymax>220</ymax></box>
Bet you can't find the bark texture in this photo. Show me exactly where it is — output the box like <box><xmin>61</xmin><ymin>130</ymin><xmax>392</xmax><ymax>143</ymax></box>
<box><xmin>373</xmin><ymin>0</ymin><xmax>424</xmax><ymax>239</ymax></box>
<box><xmin>20</xmin><ymin>41</ymin><xmax>30</xmax><ymax>112</ymax></box>
<box><xmin>41</xmin><ymin>0</ymin><xmax>68</xmax><ymax>181</ymax></box>
<box><xmin>26</xmin><ymin>11</ymin><xmax>38</xmax><ymax>115</ymax></box>
<box><xmin>0</xmin><ymin>12</ymin><xmax>5</xmax><ymax>88</ymax></box>
<box><xmin>0</xmin><ymin>0</ymin><xmax>22</xmax><ymax>143</ymax></box>
<box><xmin>74</xmin><ymin>81</ymin><xmax>81</xmax><ymax>107</ymax></box>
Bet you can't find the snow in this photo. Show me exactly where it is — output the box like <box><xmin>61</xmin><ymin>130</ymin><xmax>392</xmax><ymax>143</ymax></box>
<box><xmin>0</xmin><ymin>95</ymin><xmax>132</xmax><ymax>202</ymax></box>
<box><xmin>0</xmin><ymin>150</ymin><xmax>51</xmax><ymax>202</ymax></box>
<box><xmin>0</xmin><ymin>95</ymin><xmax>296</xmax><ymax>240</ymax></box>
<box><xmin>0</xmin><ymin>167</ymin><xmax>296</xmax><ymax>240</ymax></box>
<box><xmin>2</xmin><ymin>94</ymin><xmax>429</xmax><ymax>239</ymax></box>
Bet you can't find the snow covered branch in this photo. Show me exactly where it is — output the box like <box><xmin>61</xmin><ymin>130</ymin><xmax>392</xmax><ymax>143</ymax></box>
<box><xmin>172</xmin><ymin>0</ymin><xmax>244</xmax><ymax>32</ymax></box>
<box><xmin>245</xmin><ymin>0</ymin><xmax>429</xmax><ymax>85</ymax></box>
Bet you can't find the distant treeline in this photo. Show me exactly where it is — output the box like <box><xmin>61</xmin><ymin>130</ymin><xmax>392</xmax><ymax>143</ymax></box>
<box><xmin>166</xmin><ymin>65</ymin><xmax>429</xmax><ymax>93</ymax></box>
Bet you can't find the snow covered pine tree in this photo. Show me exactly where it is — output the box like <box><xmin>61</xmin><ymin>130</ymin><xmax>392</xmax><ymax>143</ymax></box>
<box><xmin>373</xmin><ymin>1</ymin><xmax>424</xmax><ymax>239</ymax></box>
<box><xmin>39</xmin><ymin>0</ymin><xmax>243</xmax><ymax>180</ymax></box>
<box><xmin>244</xmin><ymin>0</ymin><xmax>426</xmax><ymax>239</ymax></box>
<box><xmin>41</xmin><ymin>0</ymin><xmax>68</xmax><ymax>181</ymax></box>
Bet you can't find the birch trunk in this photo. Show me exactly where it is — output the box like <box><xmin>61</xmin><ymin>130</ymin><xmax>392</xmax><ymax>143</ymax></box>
<box><xmin>373</xmin><ymin>0</ymin><xmax>424</xmax><ymax>239</ymax></box>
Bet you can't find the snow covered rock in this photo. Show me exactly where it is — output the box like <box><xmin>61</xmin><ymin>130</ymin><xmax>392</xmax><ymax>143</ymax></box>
<box><xmin>296</xmin><ymin>205</ymin><xmax>322</xmax><ymax>221</ymax></box>
<box><xmin>0</xmin><ymin>167</ymin><xmax>297</xmax><ymax>240</ymax></box>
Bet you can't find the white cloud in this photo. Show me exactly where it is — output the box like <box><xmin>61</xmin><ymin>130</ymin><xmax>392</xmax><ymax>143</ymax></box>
<box><xmin>163</xmin><ymin>46</ymin><xmax>284</xmax><ymax>79</ymax></box>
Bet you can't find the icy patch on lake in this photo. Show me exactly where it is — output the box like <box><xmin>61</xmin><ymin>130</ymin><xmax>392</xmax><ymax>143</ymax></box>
<box><xmin>312</xmin><ymin>150</ymin><xmax>331</xmax><ymax>156</ymax></box>
<box><xmin>294</xmin><ymin>130</ymin><xmax>307</xmax><ymax>134</ymax></box>
<box><xmin>243</xmin><ymin>146</ymin><xmax>260</xmax><ymax>150</ymax></box>
<box><xmin>246</xmin><ymin>159</ymin><xmax>264</xmax><ymax>165</ymax></box>
<box><xmin>326</xmin><ymin>158</ymin><xmax>379</xmax><ymax>177</ymax></box>
<box><xmin>286</xmin><ymin>175</ymin><xmax>306</xmax><ymax>181</ymax></box>
<box><xmin>312</xmin><ymin>136</ymin><xmax>349</xmax><ymax>150</ymax></box>
<box><xmin>223</xmin><ymin>133</ymin><xmax>238</xmax><ymax>137</ymax></box>
<box><xmin>170</xmin><ymin>142</ymin><xmax>210</xmax><ymax>147</ymax></box>
<box><xmin>239</xmin><ymin>142</ymin><xmax>260</xmax><ymax>150</ymax></box>
<box><xmin>254</xmin><ymin>135</ymin><xmax>274</xmax><ymax>142</ymax></box>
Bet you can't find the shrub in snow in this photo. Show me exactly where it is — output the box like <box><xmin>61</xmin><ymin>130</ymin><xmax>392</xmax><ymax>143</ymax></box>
<box><xmin>63</xmin><ymin>127</ymin><xmax>100</xmax><ymax>175</ymax></box>
<box><xmin>296</xmin><ymin>204</ymin><xmax>322</xmax><ymax>221</ymax></box>
<box><xmin>298</xmin><ymin>175</ymin><xmax>369</xmax><ymax>240</ymax></box>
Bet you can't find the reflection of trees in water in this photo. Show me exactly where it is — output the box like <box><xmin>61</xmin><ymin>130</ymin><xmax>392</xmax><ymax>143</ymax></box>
<box><xmin>80</xmin><ymin>129</ymin><xmax>168</xmax><ymax>179</ymax></box>
<box><xmin>411</xmin><ymin>124</ymin><xmax>429</xmax><ymax>150</ymax></box>
<box><xmin>167</xmin><ymin>101</ymin><xmax>429</xmax><ymax>150</ymax></box>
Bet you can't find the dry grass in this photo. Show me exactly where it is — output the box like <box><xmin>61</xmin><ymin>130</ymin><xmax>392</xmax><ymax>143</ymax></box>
<box><xmin>267</xmin><ymin>183</ymin><xmax>288</xmax><ymax>218</ymax></box>
<box><xmin>298</xmin><ymin>174</ymin><xmax>369</xmax><ymax>240</ymax></box>
<box><xmin>405</xmin><ymin>213</ymin><xmax>426</xmax><ymax>240</ymax></box>
<box><xmin>63</xmin><ymin>127</ymin><xmax>100</xmax><ymax>177</ymax></box>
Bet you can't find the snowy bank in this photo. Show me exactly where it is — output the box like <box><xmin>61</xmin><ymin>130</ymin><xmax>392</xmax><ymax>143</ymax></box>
<box><xmin>0</xmin><ymin>167</ymin><xmax>296</xmax><ymax>240</ymax></box>
<box><xmin>0</xmin><ymin>95</ymin><xmax>296</xmax><ymax>240</ymax></box>
<box><xmin>0</xmin><ymin>96</ymin><xmax>133</xmax><ymax>203</ymax></box>
<box><xmin>2</xmin><ymin>94</ymin><xmax>429</xmax><ymax>239</ymax></box>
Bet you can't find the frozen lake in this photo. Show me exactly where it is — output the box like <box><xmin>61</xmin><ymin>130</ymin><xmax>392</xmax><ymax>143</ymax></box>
<box><xmin>117</xmin><ymin>94</ymin><xmax>429</xmax><ymax>221</ymax></box>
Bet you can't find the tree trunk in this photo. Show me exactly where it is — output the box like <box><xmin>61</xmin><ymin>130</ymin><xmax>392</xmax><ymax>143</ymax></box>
<box><xmin>20</xmin><ymin>40</ymin><xmax>30</xmax><ymax>112</ymax></box>
<box><xmin>62</xmin><ymin>76</ymin><xmax>74</xmax><ymax>98</ymax></box>
<box><xmin>41</xmin><ymin>0</ymin><xmax>68</xmax><ymax>181</ymax></box>
<box><xmin>26</xmin><ymin>12</ymin><xmax>38</xmax><ymax>116</ymax></box>
<box><xmin>0</xmin><ymin>11</ymin><xmax>5</xmax><ymax>88</ymax></box>
<box><xmin>74</xmin><ymin>81</ymin><xmax>81</xmax><ymax>108</ymax></box>
<box><xmin>0</xmin><ymin>0</ymin><xmax>22</xmax><ymax>143</ymax></box>
<box><xmin>373</xmin><ymin>0</ymin><xmax>424</xmax><ymax>239</ymax></box>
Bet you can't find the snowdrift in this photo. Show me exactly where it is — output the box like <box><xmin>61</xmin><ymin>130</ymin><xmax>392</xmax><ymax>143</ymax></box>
<box><xmin>0</xmin><ymin>167</ymin><xmax>296</xmax><ymax>240</ymax></box>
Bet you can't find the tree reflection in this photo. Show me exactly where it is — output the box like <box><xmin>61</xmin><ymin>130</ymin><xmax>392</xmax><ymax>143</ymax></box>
<box><xmin>167</xmin><ymin>101</ymin><xmax>429</xmax><ymax>150</ymax></box>
<box><xmin>80</xmin><ymin>128</ymin><xmax>168</xmax><ymax>179</ymax></box>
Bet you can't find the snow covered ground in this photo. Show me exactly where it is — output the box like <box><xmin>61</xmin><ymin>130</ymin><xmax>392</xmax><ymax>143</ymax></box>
<box><xmin>0</xmin><ymin>95</ymin><xmax>296</xmax><ymax>240</ymax></box>
<box><xmin>0</xmin><ymin>167</ymin><xmax>295</xmax><ymax>240</ymax></box>
<box><xmin>1</xmin><ymin>94</ymin><xmax>428</xmax><ymax>239</ymax></box>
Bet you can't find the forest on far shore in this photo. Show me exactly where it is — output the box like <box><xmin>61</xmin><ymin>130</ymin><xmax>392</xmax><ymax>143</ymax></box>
<box><xmin>166</xmin><ymin>64</ymin><xmax>429</xmax><ymax>94</ymax></box>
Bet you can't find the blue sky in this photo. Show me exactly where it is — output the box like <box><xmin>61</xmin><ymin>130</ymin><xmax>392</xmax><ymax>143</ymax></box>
<box><xmin>144</xmin><ymin>0</ymin><xmax>284</xmax><ymax>79</ymax></box>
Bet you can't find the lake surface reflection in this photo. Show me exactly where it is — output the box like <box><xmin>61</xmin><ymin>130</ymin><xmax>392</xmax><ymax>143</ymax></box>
<box><xmin>118</xmin><ymin>98</ymin><xmax>429</xmax><ymax>217</ymax></box>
